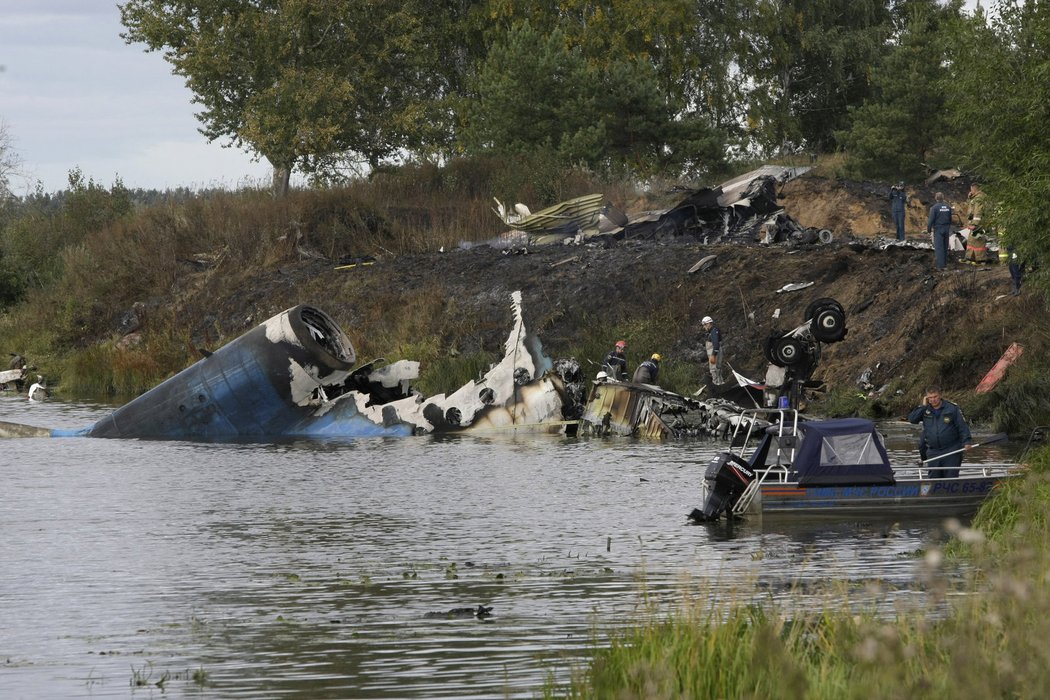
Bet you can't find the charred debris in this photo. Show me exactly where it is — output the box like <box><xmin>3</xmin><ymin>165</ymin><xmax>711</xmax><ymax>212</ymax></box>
<box><xmin>491</xmin><ymin>165</ymin><xmax>835</xmax><ymax>249</ymax></box>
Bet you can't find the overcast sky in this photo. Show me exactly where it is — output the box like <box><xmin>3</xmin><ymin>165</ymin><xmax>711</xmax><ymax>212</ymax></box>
<box><xmin>0</xmin><ymin>1</ymin><xmax>273</xmax><ymax>194</ymax></box>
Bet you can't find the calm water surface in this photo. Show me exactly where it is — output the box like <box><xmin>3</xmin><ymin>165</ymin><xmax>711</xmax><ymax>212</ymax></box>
<box><xmin>0</xmin><ymin>396</ymin><xmax>1014</xmax><ymax>698</ymax></box>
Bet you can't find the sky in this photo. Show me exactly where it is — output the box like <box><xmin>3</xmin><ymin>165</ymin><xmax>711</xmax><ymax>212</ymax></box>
<box><xmin>0</xmin><ymin>1</ymin><xmax>274</xmax><ymax>194</ymax></box>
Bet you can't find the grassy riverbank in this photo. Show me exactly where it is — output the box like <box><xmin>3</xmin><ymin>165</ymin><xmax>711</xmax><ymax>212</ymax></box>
<box><xmin>548</xmin><ymin>447</ymin><xmax>1050</xmax><ymax>699</ymax></box>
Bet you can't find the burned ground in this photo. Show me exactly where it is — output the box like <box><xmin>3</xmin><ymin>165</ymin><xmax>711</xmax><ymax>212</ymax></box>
<box><xmin>174</xmin><ymin>174</ymin><xmax>1038</xmax><ymax>418</ymax></box>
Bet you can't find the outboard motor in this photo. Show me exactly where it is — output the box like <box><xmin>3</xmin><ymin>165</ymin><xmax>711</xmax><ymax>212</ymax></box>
<box><xmin>689</xmin><ymin>452</ymin><xmax>755</xmax><ymax>521</ymax></box>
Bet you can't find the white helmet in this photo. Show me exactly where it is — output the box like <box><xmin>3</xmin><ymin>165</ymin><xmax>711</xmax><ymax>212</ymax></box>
<box><xmin>595</xmin><ymin>371</ymin><xmax>609</xmax><ymax>381</ymax></box>
<box><xmin>702</xmin><ymin>315</ymin><xmax>714</xmax><ymax>324</ymax></box>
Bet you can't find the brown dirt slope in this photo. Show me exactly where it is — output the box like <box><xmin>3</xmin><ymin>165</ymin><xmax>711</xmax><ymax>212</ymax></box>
<box><xmin>174</xmin><ymin>175</ymin><xmax>1039</xmax><ymax>416</ymax></box>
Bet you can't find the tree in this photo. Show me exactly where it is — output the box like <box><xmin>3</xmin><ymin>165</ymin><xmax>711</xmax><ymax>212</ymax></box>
<box><xmin>0</xmin><ymin>120</ymin><xmax>24</xmax><ymax>200</ymax></box>
<box><xmin>120</xmin><ymin>0</ymin><xmax>439</xmax><ymax>196</ymax></box>
<box><xmin>459</xmin><ymin>23</ymin><xmax>723</xmax><ymax>178</ymax></box>
<box><xmin>944</xmin><ymin>0</ymin><xmax>1050</xmax><ymax>277</ymax></box>
<box><xmin>837</xmin><ymin>0</ymin><xmax>961</xmax><ymax>180</ymax></box>
<box><xmin>739</xmin><ymin>0</ymin><xmax>891</xmax><ymax>156</ymax></box>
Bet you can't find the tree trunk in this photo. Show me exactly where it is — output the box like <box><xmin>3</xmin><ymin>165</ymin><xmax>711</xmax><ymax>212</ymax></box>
<box><xmin>271</xmin><ymin>164</ymin><xmax>291</xmax><ymax>198</ymax></box>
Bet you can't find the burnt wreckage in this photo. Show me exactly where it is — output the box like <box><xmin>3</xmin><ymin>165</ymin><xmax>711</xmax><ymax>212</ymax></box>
<box><xmin>493</xmin><ymin>166</ymin><xmax>830</xmax><ymax>247</ymax></box>
<box><xmin>760</xmin><ymin>297</ymin><xmax>849</xmax><ymax>409</ymax></box>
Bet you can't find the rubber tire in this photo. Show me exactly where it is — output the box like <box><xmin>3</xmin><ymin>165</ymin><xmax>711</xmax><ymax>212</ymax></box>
<box><xmin>773</xmin><ymin>337</ymin><xmax>805</xmax><ymax>367</ymax></box>
<box><xmin>764</xmin><ymin>336</ymin><xmax>780</xmax><ymax>365</ymax></box>
<box><xmin>805</xmin><ymin>297</ymin><xmax>844</xmax><ymax>321</ymax></box>
<box><xmin>811</xmin><ymin>308</ymin><xmax>847</xmax><ymax>343</ymax></box>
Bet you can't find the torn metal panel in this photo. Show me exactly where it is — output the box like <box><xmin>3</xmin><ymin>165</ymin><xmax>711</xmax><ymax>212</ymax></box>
<box><xmin>494</xmin><ymin>193</ymin><xmax>606</xmax><ymax>235</ymax></box>
<box><xmin>976</xmin><ymin>342</ymin><xmax>1024</xmax><ymax>394</ymax></box>
<box><xmin>29</xmin><ymin>292</ymin><xmax>583</xmax><ymax>441</ymax></box>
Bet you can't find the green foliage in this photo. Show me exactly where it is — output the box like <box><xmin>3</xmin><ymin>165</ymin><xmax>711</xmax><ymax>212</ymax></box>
<box><xmin>740</xmin><ymin>0</ymin><xmax>891</xmax><ymax>155</ymax></box>
<box><xmin>839</xmin><ymin>0</ymin><xmax>960</xmax><ymax>179</ymax></box>
<box><xmin>555</xmin><ymin>446</ymin><xmax>1050</xmax><ymax>698</ymax></box>
<box><xmin>968</xmin><ymin>369</ymin><xmax>1050</xmax><ymax>435</ymax></box>
<box><xmin>0</xmin><ymin>170</ymin><xmax>131</xmax><ymax>299</ymax></box>
<box><xmin>943</xmin><ymin>1</ymin><xmax>1050</xmax><ymax>281</ymax></box>
<box><xmin>454</xmin><ymin>20</ymin><xmax>724</xmax><ymax>178</ymax></box>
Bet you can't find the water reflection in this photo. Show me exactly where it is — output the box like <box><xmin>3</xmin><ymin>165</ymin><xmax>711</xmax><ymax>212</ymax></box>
<box><xmin>0</xmin><ymin>396</ymin><xmax>1013</xmax><ymax>698</ymax></box>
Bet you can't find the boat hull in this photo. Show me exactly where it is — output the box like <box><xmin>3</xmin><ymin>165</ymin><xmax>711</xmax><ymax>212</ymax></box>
<box><xmin>752</xmin><ymin>474</ymin><xmax>1011</xmax><ymax>519</ymax></box>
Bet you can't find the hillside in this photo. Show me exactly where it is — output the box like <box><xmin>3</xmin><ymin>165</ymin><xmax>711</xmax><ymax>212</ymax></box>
<box><xmin>162</xmin><ymin>174</ymin><xmax>1040</xmax><ymax>426</ymax></box>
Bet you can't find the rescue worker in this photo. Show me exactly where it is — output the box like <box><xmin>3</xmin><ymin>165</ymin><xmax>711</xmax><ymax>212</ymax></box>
<box><xmin>965</xmin><ymin>183</ymin><xmax>985</xmax><ymax>229</ymax></box>
<box><xmin>602</xmin><ymin>340</ymin><xmax>629</xmax><ymax>381</ymax></box>
<box><xmin>963</xmin><ymin>184</ymin><xmax>990</xmax><ymax>263</ymax></box>
<box><xmin>907</xmin><ymin>385</ymin><xmax>972</xmax><ymax>479</ymax></box>
<box><xmin>926</xmin><ymin>192</ymin><xmax>954</xmax><ymax>271</ymax></box>
<box><xmin>701</xmin><ymin>316</ymin><xmax>725</xmax><ymax>385</ymax></box>
<box><xmin>632</xmin><ymin>353</ymin><xmax>661</xmax><ymax>384</ymax></box>
<box><xmin>889</xmin><ymin>181</ymin><xmax>908</xmax><ymax>241</ymax></box>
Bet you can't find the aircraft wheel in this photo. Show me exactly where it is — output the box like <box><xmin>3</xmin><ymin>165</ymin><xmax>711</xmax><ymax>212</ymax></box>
<box><xmin>773</xmin><ymin>337</ymin><xmax>805</xmax><ymax>367</ymax></box>
<box><xmin>805</xmin><ymin>297</ymin><xmax>844</xmax><ymax>321</ymax></box>
<box><xmin>811</xmin><ymin>308</ymin><xmax>847</xmax><ymax>343</ymax></box>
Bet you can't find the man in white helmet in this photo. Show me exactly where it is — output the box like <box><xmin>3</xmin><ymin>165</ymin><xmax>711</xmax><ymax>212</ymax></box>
<box><xmin>701</xmin><ymin>316</ymin><xmax>725</xmax><ymax>385</ymax></box>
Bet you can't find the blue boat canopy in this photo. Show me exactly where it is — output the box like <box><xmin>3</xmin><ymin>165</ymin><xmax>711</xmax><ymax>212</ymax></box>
<box><xmin>792</xmin><ymin>418</ymin><xmax>895</xmax><ymax>486</ymax></box>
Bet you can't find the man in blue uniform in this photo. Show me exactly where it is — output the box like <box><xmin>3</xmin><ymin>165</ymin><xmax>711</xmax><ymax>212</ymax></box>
<box><xmin>907</xmin><ymin>385</ymin><xmax>972</xmax><ymax>478</ymax></box>
<box><xmin>890</xmin><ymin>181</ymin><xmax>908</xmax><ymax>241</ymax></box>
<box><xmin>927</xmin><ymin>192</ymin><xmax>954</xmax><ymax>271</ymax></box>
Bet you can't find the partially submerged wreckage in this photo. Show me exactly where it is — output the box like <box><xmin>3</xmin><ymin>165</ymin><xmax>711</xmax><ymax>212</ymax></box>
<box><xmin>493</xmin><ymin>166</ymin><xmax>832</xmax><ymax>247</ymax></box>
<box><xmin>0</xmin><ymin>292</ymin><xmax>846</xmax><ymax>443</ymax></box>
<box><xmin>0</xmin><ymin>293</ymin><xmax>587</xmax><ymax>440</ymax></box>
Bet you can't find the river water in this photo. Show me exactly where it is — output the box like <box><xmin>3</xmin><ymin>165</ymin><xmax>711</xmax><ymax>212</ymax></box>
<box><xmin>0</xmin><ymin>396</ymin><xmax>1015</xmax><ymax>698</ymax></box>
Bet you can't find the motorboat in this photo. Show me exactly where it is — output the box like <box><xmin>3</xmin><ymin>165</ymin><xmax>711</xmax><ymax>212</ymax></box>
<box><xmin>690</xmin><ymin>408</ymin><xmax>1022</xmax><ymax>521</ymax></box>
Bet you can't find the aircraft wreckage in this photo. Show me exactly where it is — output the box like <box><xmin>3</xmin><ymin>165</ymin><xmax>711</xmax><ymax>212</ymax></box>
<box><xmin>0</xmin><ymin>291</ymin><xmax>767</xmax><ymax>442</ymax></box>
<box><xmin>492</xmin><ymin>165</ymin><xmax>832</xmax><ymax>248</ymax></box>
<box><xmin>0</xmin><ymin>292</ymin><xmax>593</xmax><ymax>440</ymax></box>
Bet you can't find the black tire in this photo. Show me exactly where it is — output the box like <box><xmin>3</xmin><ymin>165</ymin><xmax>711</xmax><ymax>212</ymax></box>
<box><xmin>764</xmin><ymin>336</ymin><xmax>780</xmax><ymax>365</ymax></box>
<box><xmin>805</xmin><ymin>297</ymin><xmax>844</xmax><ymax>321</ymax></box>
<box><xmin>773</xmin><ymin>337</ymin><xmax>805</xmax><ymax>367</ymax></box>
<box><xmin>811</xmin><ymin>308</ymin><xmax>847</xmax><ymax>343</ymax></box>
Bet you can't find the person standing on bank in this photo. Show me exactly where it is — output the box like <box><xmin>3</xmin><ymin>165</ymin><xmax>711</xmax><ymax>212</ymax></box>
<box><xmin>907</xmin><ymin>385</ymin><xmax>972</xmax><ymax>479</ymax></box>
<box><xmin>602</xmin><ymin>340</ymin><xmax>629</xmax><ymax>381</ymax></box>
<box><xmin>700</xmin><ymin>316</ymin><xmax>725</xmax><ymax>385</ymax></box>
<box><xmin>890</xmin><ymin>181</ymin><xmax>908</xmax><ymax>241</ymax></box>
<box><xmin>927</xmin><ymin>192</ymin><xmax>954</xmax><ymax>271</ymax></box>
<box><xmin>632</xmin><ymin>353</ymin><xmax>661</xmax><ymax>384</ymax></box>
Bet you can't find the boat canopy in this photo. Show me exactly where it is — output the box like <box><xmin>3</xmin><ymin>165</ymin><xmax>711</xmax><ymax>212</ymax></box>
<box><xmin>792</xmin><ymin>418</ymin><xmax>895</xmax><ymax>486</ymax></box>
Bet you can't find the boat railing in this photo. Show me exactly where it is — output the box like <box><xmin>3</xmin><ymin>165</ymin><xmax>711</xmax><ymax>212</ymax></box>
<box><xmin>730</xmin><ymin>408</ymin><xmax>801</xmax><ymax>515</ymax></box>
<box><xmin>892</xmin><ymin>462</ymin><xmax>1021</xmax><ymax>481</ymax></box>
